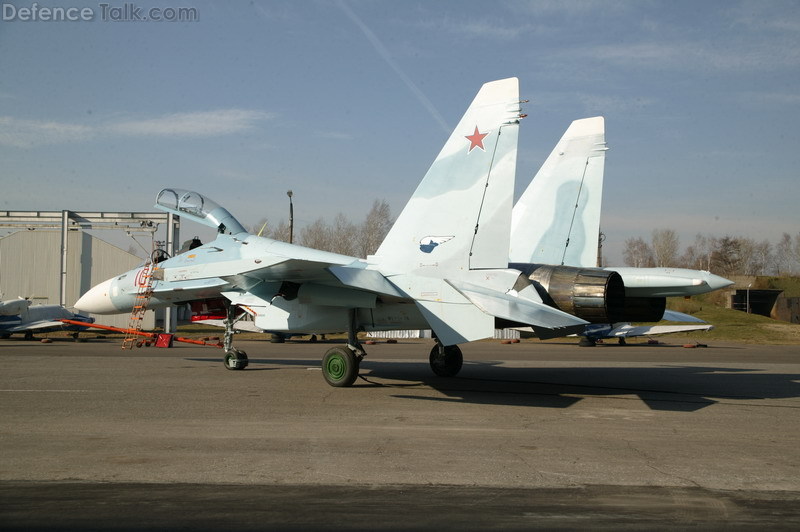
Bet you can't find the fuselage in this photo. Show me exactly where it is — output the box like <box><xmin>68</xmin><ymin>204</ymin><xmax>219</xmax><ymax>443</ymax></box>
<box><xmin>74</xmin><ymin>233</ymin><xmax>432</xmax><ymax>334</ymax></box>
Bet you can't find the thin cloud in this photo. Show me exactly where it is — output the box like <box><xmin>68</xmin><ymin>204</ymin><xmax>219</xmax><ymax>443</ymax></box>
<box><xmin>423</xmin><ymin>17</ymin><xmax>537</xmax><ymax>40</ymax></box>
<box><xmin>315</xmin><ymin>130</ymin><xmax>354</xmax><ymax>140</ymax></box>
<box><xmin>0</xmin><ymin>109</ymin><xmax>272</xmax><ymax>148</ymax></box>
<box><xmin>0</xmin><ymin>116</ymin><xmax>94</xmax><ymax>148</ymax></box>
<box><xmin>735</xmin><ymin>91</ymin><xmax>800</xmax><ymax>107</ymax></box>
<box><xmin>518</xmin><ymin>0</ymin><xmax>634</xmax><ymax>16</ymax></box>
<box><xmin>109</xmin><ymin>109</ymin><xmax>272</xmax><ymax>137</ymax></box>
<box><xmin>570</xmin><ymin>40</ymin><xmax>800</xmax><ymax>72</ymax></box>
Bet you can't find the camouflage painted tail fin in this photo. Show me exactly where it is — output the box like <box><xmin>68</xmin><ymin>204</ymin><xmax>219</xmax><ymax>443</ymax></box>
<box><xmin>371</xmin><ymin>78</ymin><xmax>522</xmax><ymax>275</ymax></box>
<box><xmin>510</xmin><ymin>116</ymin><xmax>607</xmax><ymax>267</ymax></box>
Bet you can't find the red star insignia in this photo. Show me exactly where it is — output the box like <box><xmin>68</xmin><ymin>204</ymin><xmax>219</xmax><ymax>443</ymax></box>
<box><xmin>465</xmin><ymin>126</ymin><xmax>488</xmax><ymax>153</ymax></box>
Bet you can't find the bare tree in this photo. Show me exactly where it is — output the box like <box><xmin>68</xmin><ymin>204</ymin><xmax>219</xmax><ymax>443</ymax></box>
<box><xmin>795</xmin><ymin>234</ymin><xmax>800</xmax><ymax>274</ymax></box>
<box><xmin>269</xmin><ymin>220</ymin><xmax>291</xmax><ymax>243</ymax></box>
<box><xmin>651</xmin><ymin>229</ymin><xmax>679</xmax><ymax>267</ymax></box>
<box><xmin>299</xmin><ymin>217</ymin><xmax>332</xmax><ymax>252</ymax></box>
<box><xmin>329</xmin><ymin>212</ymin><xmax>359</xmax><ymax>256</ymax></box>
<box><xmin>623</xmin><ymin>237</ymin><xmax>654</xmax><ymax>267</ymax></box>
<box><xmin>249</xmin><ymin>218</ymin><xmax>291</xmax><ymax>242</ymax></box>
<box><xmin>359</xmin><ymin>200</ymin><xmax>393</xmax><ymax>258</ymax></box>
<box><xmin>680</xmin><ymin>233</ymin><xmax>713</xmax><ymax>270</ymax></box>
<box><xmin>776</xmin><ymin>232</ymin><xmax>800</xmax><ymax>275</ymax></box>
<box><xmin>710</xmin><ymin>236</ymin><xmax>743</xmax><ymax>276</ymax></box>
<box><xmin>737</xmin><ymin>238</ymin><xmax>772</xmax><ymax>275</ymax></box>
<box><xmin>775</xmin><ymin>233</ymin><xmax>796</xmax><ymax>275</ymax></box>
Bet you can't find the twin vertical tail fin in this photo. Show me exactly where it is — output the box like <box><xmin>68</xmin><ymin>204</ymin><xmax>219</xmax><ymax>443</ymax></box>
<box><xmin>364</xmin><ymin>79</ymin><xmax>588</xmax><ymax>345</ymax></box>
<box><xmin>371</xmin><ymin>78</ymin><xmax>522</xmax><ymax>275</ymax></box>
<box><xmin>510</xmin><ymin>116</ymin><xmax>607</xmax><ymax>267</ymax></box>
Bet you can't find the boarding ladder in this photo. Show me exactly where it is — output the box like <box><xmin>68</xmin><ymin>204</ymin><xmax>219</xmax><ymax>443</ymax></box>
<box><xmin>121</xmin><ymin>258</ymin><xmax>159</xmax><ymax>349</ymax></box>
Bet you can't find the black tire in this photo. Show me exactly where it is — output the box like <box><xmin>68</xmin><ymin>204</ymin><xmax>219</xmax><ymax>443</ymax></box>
<box><xmin>322</xmin><ymin>346</ymin><xmax>359</xmax><ymax>387</ymax></box>
<box><xmin>429</xmin><ymin>344</ymin><xmax>463</xmax><ymax>377</ymax></box>
<box><xmin>270</xmin><ymin>334</ymin><xmax>286</xmax><ymax>344</ymax></box>
<box><xmin>224</xmin><ymin>349</ymin><xmax>249</xmax><ymax>371</ymax></box>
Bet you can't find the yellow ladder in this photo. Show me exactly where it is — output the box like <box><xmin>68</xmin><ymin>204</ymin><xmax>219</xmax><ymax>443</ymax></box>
<box><xmin>121</xmin><ymin>261</ymin><xmax>158</xmax><ymax>349</ymax></box>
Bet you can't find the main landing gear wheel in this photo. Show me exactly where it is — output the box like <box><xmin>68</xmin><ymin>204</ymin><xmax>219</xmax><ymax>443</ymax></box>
<box><xmin>322</xmin><ymin>346</ymin><xmax>361</xmax><ymax>387</ymax></box>
<box><xmin>224</xmin><ymin>349</ymin><xmax>249</xmax><ymax>371</ymax></box>
<box><xmin>429</xmin><ymin>344</ymin><xmax>463</xmax><ymax>377</ymax></box>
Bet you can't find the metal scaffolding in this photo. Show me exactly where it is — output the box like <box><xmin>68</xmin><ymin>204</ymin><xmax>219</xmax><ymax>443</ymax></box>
<box><xmin>0</xmin><ymin>210</ymin><xmax>180</xmax><ymax>333</ymax></box>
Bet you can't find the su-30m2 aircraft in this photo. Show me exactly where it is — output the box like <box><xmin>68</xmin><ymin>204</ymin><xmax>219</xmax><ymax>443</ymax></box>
<box><xmin>76</xmin><ymin>78</ymin><xmax>588</xmax><ymax>386</ymax></box>
<box><xmin>508</xmin><ymin>116</ymin><xmax>731</xmax><ymax>345</ymax></box>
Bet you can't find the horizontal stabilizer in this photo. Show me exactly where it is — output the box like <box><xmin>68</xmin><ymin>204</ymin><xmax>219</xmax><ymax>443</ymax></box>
<box><xmin>451</xmin><ymin>281</ymin><xmax>588</xmax><ymax>338</ymax></box>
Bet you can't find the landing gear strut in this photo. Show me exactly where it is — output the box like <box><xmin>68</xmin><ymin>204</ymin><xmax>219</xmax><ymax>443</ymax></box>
<box><xmin>222</xmin><ymin>303</ymin><xmax>248</xmax><ymax>371</ymax></box>
<box><xmin>429</xmin><ymin>341</ymin><xmax>463</xmax><ymax>377</ymax></box>
<box><xmin>321</xmin><ymin>309</ymin><xmax>363</xmax><ymax>387</ymax></box>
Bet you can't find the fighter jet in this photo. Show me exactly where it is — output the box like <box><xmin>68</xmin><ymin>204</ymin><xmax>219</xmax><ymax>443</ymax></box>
<box><xmin>76</xmin><ymin>78</ymin><xmax>588</xmax><ymax>386</ymax></box>
<box><xmin>0</xmin><ymin>297</ymin><xmax>94</xmax><ymax>340</ymax></box>
<box><xmin>579</xmin><ymin>310</ymin><xmax>713</xmax><ymax>346</ymax></box>
<box><xmin>508</xmin><ymin>116</ymin><xmax>732</xmax><ymax>344</ymax></box>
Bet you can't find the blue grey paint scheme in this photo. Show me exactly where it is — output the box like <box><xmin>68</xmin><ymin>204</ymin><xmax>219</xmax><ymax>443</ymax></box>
<box><xmin>0</xmin><ymin>300</ymin><xmax>94</xmax><ymax>336</ymax></box>
<box><xmin>510</xmin><ymin>116</ymin><xmax>732</xmax><ymax>298</ymax></box>
<box><xmin>77</xmin><ymin>79</ymin><xmax>588</xmax><ymax>348</ymax></box>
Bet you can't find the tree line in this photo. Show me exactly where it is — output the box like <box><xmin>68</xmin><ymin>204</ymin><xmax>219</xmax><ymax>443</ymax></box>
<box><xmin>623</xmin><ymin>229</ymin><xmax>800</xmax><ymax>276</ymax></box>
<box><xmin>250</xmin><ymin>199</ymin><xmax>393</xmax><ymax>259</ymax></box>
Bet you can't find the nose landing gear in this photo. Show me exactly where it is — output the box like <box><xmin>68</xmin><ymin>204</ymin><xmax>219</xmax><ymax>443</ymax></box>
<box><xmin>222</xmin><ymin>303</ymin><xmax>248</xmax><ymax>371</ymax></box>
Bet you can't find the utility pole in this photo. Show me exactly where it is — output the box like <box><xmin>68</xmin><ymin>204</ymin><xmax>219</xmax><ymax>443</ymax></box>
<box><xmin>746</xmin><ymin>283</ymin><xmax>752</xmax><ymax>313</ymax></box>
<box><xmin>287</xmin><ymin>190</ymin><xmax>294</xmax><ymax>244</ymax></box>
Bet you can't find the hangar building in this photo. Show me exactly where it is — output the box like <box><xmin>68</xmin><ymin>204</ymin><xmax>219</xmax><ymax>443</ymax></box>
<box><xmin>0</xmin><ymin>230</ymin><xmax>151</xmax><ymax>329</ymax></box>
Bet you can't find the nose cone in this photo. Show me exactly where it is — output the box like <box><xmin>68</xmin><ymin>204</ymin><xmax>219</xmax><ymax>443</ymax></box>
<box><xmin>705</xmin><ymin>272</ymin><xmax>734</xmax><ymax>291</ymax></box>
<box><xmin>75</xmin><ymin>278</ymin><xmax>118</xmax><ymax>314</ymax></box>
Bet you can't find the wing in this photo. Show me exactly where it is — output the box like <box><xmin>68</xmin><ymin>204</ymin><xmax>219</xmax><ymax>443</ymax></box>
<box><xmin>608</xmin><ymin>323</ymin><xmax>714</xmax><ymax>338</ymax></box>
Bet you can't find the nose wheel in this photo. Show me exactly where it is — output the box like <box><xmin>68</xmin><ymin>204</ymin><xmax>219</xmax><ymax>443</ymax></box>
<box><xmin>224</xmin><ymin>349</ymin><xmax>249</xmax><ymax>371</ymax></box>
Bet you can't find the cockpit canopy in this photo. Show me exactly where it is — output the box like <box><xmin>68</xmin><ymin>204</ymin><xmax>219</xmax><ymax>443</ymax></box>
<box><xmin>155</xmin><ymin>188</ymin><xmax>247</xmax><ymax>235</ymax></box>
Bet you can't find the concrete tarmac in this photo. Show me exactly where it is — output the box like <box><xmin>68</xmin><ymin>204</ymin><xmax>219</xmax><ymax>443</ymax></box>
<box><xmin>1</xmin><ymin>336</ymin><xmax>799</xmax><ymax>530</ymax></box>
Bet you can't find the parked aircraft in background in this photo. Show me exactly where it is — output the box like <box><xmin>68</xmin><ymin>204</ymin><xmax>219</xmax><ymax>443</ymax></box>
<box><xmin>76</xmin><ymin>78</ymin><xmax>590</xmax><ymax>386</ymax></box>
<box><xmin>0</xmin><ymin>297</ymin><xmax>94</xmax><ymax>340</ymax></box>
<box><xmin>579</xmin><ymin>310</ymin><xmax>713</xmax><ymax>346</ymax></box>
<box><xmin>508</xmin><ymin>116</ymin><xmax>731</xmax><ymax>344</ymax></box>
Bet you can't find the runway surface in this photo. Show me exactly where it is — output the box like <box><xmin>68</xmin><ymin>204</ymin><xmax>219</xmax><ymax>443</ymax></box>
<box><xmin>1</xmin><ymin>336</ymin><xmax>799</xmax><ymax>530</ymax></box>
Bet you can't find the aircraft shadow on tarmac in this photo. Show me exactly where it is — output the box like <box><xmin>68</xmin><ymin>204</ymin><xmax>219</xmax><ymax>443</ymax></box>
<box><xmin>187</xmin><ymin>355</ymin><xmax>800</xmax><ymax>413</ymax></box>
<box><xmin>364</xmin><ymin>362</ymin><xmax>800</xmax><ymax>412</ymax></box>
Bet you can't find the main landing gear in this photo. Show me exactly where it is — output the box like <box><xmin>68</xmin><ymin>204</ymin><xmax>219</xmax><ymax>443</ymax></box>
<box><xmin>321</xmin><ymin>309</ymin><xmax>363</xmax><ymax>387</ymax></box>
<box><xmin>222</xmin><ymin>303</ymin><xmax>248</xmax><ymax>371</ymax></box>
<box><xmin>429</xmin><ymin>341</ymin><xmax>463</xmax><ymax>377</ymax></box>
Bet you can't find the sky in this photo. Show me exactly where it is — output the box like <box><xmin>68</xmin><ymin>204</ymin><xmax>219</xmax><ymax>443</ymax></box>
<box><xmin>1</xmin><ymin>0</ymin><xmax>798</xmax><ymax>264</ymax></box>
